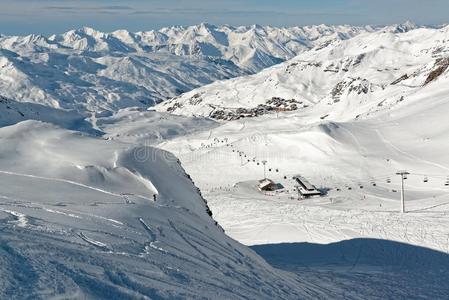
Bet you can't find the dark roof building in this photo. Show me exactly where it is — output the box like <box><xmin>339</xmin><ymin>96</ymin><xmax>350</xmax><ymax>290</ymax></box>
<box><xmin>258</xmin><ymin>179</ymin><xmax>278</xmax><ymax>191</ymax></box>
<box><xmin>293</xmin><ymin>175</ymin><xmax>321</xmax><ymax>198</ymax></box>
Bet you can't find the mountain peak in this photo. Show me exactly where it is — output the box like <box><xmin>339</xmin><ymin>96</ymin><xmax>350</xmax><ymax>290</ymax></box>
<box><xmin>77</xmin><ymin>26</ymin><xmax>104</xmax><ymax>38</ymax></box>
<box><xmin>391</xmin><ymin>20</ymin><xmax>418</xmax><ymax>33</ymax></box>
<box><xmin>199</xmin><ymin>22</ymin><xmax>216</xmax><ymax>29</ymax></box>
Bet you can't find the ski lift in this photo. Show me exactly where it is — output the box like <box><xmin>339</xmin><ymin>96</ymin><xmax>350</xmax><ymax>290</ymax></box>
<box><xmin>424</xmin><ymin>176</ymin><xmax>428</xmax><ymax>183</ymax></box>
<box><xmin>387</xmin><ymin>178</ymin><xmax>391</xmax><ymax>184</ymax></box>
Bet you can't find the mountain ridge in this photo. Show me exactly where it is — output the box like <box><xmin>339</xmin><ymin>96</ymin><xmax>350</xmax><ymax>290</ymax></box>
<box><xmin>0</xmin><ymin>22</ymin><xmax>427</xmax><ymax>114</ymax></box>
<box><xmin>156</xmin><ymin>24</ymin><xmax>449</xmax><ymax>122</ymax></box>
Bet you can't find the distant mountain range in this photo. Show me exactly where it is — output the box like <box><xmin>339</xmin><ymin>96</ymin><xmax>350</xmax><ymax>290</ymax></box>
<box><xmin>0</xmin><ymin>23</ymin><xmax>391</xmax><ymax>113</ymax></box>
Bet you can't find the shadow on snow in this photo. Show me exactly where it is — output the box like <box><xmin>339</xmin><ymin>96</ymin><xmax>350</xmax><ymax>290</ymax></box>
<box><xmin>252</xmin><ymin>238</ymin><xmax>449</xmax><ymax>298</ymax></box>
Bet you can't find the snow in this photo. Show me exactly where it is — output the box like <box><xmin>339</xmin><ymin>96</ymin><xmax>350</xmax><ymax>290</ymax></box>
<box><xmin>0</xmin><ymin>95</ymin><xmax>99</xmax><ymax>134</ymax></box>
<box><xmin>2</xmin><ymin>22</ymin><xmax>449</xmax><ymax>298</ymax></box>
<box><xmin>0</xmin><ymin>23</ymin><xmax>372</xmax><ymax>113</ymax></box>
<box><xmin>151</xmin><ymin>24</ymin><xmax>449</xmax><ymax>296</ymax></box>
<box><xmin>158</xmin><ymin>87</ymin><xmax>449</xmax><ymax>249</ymax></box>
<box><xmin>0</xmin><ymin>121</ymin><xmax>320</xmax><ymax>298</ymax></box>
<box><xmin>157</xmin><ymin>25</ymin><xmax>449</xmax><ymax>121</ymax></box>
<box><xmin>95</xmin><ymin>106</ymin><xmax>218</xmax><ymax>145</ymax></box>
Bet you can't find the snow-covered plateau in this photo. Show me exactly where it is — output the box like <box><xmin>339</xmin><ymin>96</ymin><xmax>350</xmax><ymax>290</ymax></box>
<box><xmin>2</xmin><ymin>22</ymin><xmax>449</xmax><ymax>298</ymax></box>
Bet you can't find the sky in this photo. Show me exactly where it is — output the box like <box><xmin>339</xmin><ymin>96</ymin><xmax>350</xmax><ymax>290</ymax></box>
<box><xmin>0</xmin><ymin>0</ymin><xmax>448</xmax><ymax>35</ymax></box>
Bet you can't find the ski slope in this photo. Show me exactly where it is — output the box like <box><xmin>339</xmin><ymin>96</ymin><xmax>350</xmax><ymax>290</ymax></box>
<box><xmin>158</xmin><ymin>88</ymin><xmax>449</xmax><ymax>247</ymax></box>
<box><xmin>151</xmin><ymin>24</ymin><xmax>449</xmax><ymax>297</ymax></box>
<box><xmin>0</xmin><ymin>121</ymin><xmax>327</xmax><ymax>299</ymax></box>
<box><xmin>151</xmin><ymin>77</ymin><xmax>449</xmax><ymax>297</ymax></box>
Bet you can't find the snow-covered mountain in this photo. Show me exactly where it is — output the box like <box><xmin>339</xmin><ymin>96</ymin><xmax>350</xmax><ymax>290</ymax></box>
<box><xmin>157</xmin><ymin>24</ymin><xmax>449</xmax><ymax>122</ymax></box>
<box><xmin>4</xmin><ymin>21</ymin><xmax>449</xmax><ymax>298</ymax></box>
<box><xmin>0</xmin><ymin>23</ymin><xmax>376</xmax><ymax>113</ymax></box>
<box><xmin>49</xmin><ymin>23</ymin><xmax>373</xmax><ymax>72</ymax></box>
<box><xmin>0</xmin><ymin>47</ymin><xmax>243</xmax><ymax>112</ymax></box>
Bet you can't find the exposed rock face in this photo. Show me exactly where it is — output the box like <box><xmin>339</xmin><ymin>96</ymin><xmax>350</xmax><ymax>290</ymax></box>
<box><xmin>331</xmin><ymin>78</ymin><xmax>372</xmax><ymax>103</ymax></box>
<box><xmin>391</xmin><ymin>74</ymin><xmax>409</xmax><ymax>85</ymax></box>
<box><xmin>424</xmin><ymin>57</ymin><xmax>449</xmax><ymax>85</ymax></box>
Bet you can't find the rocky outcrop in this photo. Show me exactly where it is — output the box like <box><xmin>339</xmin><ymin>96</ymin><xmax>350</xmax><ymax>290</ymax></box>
<box><xmin>424</xmin><ymin>57</ymin><xmax>449</xmax><ymax>85</ymax></box>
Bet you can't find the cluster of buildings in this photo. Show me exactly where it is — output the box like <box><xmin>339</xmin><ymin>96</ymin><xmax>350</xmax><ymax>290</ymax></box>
<box><xmin>258</xmin><ymin>175</ymin><xmax>321</xmax><ymax>199</ymax></box>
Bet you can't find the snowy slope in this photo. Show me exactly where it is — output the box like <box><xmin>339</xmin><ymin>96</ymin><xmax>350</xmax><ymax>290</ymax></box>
<box><xmin>154</xmin><ymin>22</ymin><xmax>449</xmax><ymax>244</ymax></box>
<box><xmin>0</xmin><ymin>95</ymin><xmax>99</xmax><ymax>133</ymax></box>
<box><xmin>0</xmin><ymin>121</ymin><xmax>329</xmax><ymax>299</ymax></box>
<box><xmin>148</xmin><ymin>24</ymin><xmax>449</xmax><ymax>297</ymax></box>
<box><xmin>150</xmin><ymin>84</ymin><xmax>449</xmax><ymax>298</ymax></box>
<box><xmin>157</xmin><ymin>25</ymin><xmax>449</xmax><ymax>122</ymax></box>
<box><xmin>0</xmin><ymin>24</ymin><xmax>375</xmax><ymax>113</ymax></box>
<box><xmin>96</xmin><ymin>51</ymin><xmax>449</xmax><ymax>297</ymax></box>
<box><xmin>96</xmin><ymin>106</ymin><xmax>218</xmax><ymax>144</ymax></box>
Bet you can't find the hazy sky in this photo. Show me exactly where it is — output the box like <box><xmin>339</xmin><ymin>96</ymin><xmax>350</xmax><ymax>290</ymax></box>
<box><xmin>1</xmin><ymin>0</ymin><xmax>448</xmax><ymax>35</ymax></box>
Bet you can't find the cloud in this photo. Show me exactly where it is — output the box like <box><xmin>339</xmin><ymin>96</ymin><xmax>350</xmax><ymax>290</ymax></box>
<box><xmin>45</xmin><ymin>5</ymin><xmax>134</xmax><ymax>12</ymax></box>
<box><xmin>130</xmin><ymin>7</ymin><xmax>357</xmax><ymax>18</ymax></box>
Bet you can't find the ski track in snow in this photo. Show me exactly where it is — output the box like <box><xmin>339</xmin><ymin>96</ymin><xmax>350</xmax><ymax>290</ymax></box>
<box><xmin>78</xmin><ymin>231</ymin><xmax>110</xmax><ymax>250</ymax></box>
<box><xmin>0</xmin><ymin>169</ymin><xmax>154</xmax><ymax>202</ymax></box>
<box><xmin>375</xmin><ymin>129</ymin><xmax>449</xmax><ymax>172</ymax></box>
<box><xmin>0</xmin><ymin>208</ymin><xmax>28</xmax><ymax>227</ymax></box>
<box><xmin>208</xmin><ymin>191</ymin><xmax>449</xmax><ymax>253</ymax></box>
<box><xmin>0</xmin><ymin>170</ymin><xmax>123</xmax><ymax>198</ymax></box>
